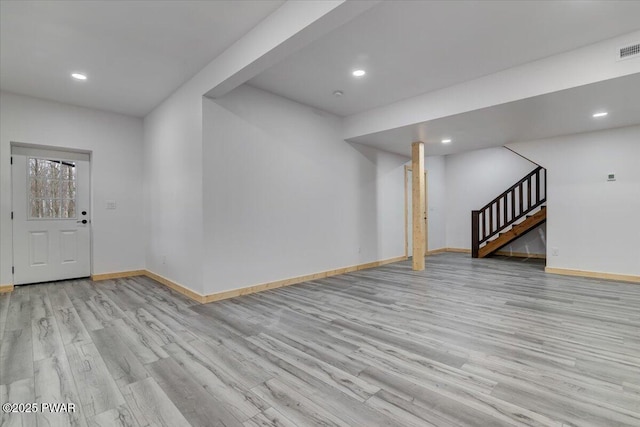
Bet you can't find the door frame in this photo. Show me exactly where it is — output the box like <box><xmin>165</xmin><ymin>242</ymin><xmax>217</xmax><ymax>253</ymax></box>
<box><xmin>404</xmin><ymin>165</ymin><xmax>428</xmax><ymax>258</ymax></box>
<box><xmin>10</xmin><ymin>141</ymin><xmax>94</xmax><ymax>284</ymax></box>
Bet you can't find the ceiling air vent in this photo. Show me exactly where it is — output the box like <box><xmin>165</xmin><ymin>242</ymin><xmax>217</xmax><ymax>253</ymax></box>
<box><xmin>618</xmin><ymin>42</ymin><xmax>640</xmax><ymax>61</ymax></box>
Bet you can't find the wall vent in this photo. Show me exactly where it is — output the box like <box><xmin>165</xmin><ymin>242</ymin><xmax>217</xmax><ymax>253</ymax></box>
<box><xmin>618</xmin><ymin>42</ymin><xmax>640</xmax><ymax>61</ymax></box>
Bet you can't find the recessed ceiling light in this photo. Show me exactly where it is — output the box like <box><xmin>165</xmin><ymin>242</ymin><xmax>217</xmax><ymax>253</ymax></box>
<box><xmin>441</xmin><ymin>139</ymin><xmax>452</xmax><ymax>144</ymax></box>
<box><xmin>333</xmin><ymin>90</ymin><xmax>344</xmax><ymax>97</ymax></box>
<box><xmin>71</xmin><ymin>73</ymin><xmax>87</xmax><ymax>81</ymax></box>
<box><xmin>352</xmin><ymin>69</ymin><xmax>366</xmax><ymax>77</ymax></box>
<box><xmin>592</xmin><ymin>111</ymin><xmax>608</xmax><ymax>118</ymax></box>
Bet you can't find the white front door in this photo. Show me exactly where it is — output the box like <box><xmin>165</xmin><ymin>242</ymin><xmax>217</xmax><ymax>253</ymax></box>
<box><xmin>11</xmin><ymin>147</ymin><xmax>91</xmax><ymax>284</ymax></box>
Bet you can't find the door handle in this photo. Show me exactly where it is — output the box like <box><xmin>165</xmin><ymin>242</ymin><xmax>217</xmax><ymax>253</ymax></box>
<box><xmin>77</xmin><ymin>219</ymin><xmax>88</xmax><ymax>224</ymax></box>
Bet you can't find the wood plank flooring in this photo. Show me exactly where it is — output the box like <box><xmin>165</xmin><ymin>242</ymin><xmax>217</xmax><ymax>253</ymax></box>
<box><xmin>1</xmin><ymin>253</ymin><xmax>639</xmax><ymax>426</ymax></box>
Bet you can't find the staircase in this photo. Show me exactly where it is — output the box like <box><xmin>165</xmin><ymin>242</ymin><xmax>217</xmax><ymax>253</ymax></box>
<box><xmin>472</xmin><ymin>166</ymin><xmax>546</xmax><ymax>258</ymax></box>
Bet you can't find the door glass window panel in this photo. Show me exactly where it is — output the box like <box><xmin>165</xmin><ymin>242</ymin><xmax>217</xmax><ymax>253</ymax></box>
<box><xmin>61</xmin><ymin>180</ymin><xmax>76</xmax><ymax>199</ymax></box>
<box><xmin>49</xmin><ymin>161</ymin><xmax>60</xmax><ymax>178</ymax></box>
<box><xmin>48</xmin><ymin>178</ymin><xmax>60</xmax><ymax>199</ymax></box>
<box><xmin>28</xmin><ymin>158</ymin><xmax>77</xmax><ymax>219</ymax></box>
<box><xmin>30</xmin><ymin>178</ymin><xmax>49</xmax><ymax>198</ymax></box>
<box><xmin>30</xmin><ymin>158</ymin><xmax>46</xmax><ymax>178</ymax></box>
<box><xmin>31</xmin><ymin>199</ymin><xmax>54</xmax><ymax>218</ymax></box>
<box><xmin>62</xmin><ymin>199</ymin><xmax>76</xmax><ymax>218</ymax></box>
<box><xmin>61</xmin><ymin>162</ymin><xmax>76</xmax><ymax>180</ymax></box>
<box><xmin>30</xmin><ymin>199</ymin><xmax>42</xmax><ymax>218</ymax></box>
<box><xmin>52</xmin><ymin>199</ymin><xmax>61</xmax><ymax>217</ymax></box>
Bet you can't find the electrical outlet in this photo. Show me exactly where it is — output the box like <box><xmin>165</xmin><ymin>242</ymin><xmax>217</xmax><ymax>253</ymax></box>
<box><xmin>358</xmin><ymin>247</ymin><xmax>361</xmax><ymax>253</ymax></box>
<box><xmin>106</xmin><ymin>200</ymin><xmax>117</xmax><ymax>210</ymax></box>
<box><xmin>551</xmin><ymin>247</ymin><xmax>559</xmax><ymax>256</ymax></box>
<box><xmin>162</xmin><ymin>256</ymin><xmax>167</xmax><ymax>265</ymax></box>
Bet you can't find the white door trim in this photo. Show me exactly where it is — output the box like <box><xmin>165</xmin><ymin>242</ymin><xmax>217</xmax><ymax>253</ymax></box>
<box><xmin>10</xmin><ymin>142</ymin><xmax>93</xmax><ymax>284</ymax></box>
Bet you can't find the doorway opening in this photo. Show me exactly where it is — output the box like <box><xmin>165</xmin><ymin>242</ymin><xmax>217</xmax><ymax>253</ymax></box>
<box><xmin>11</xmin><ymin>143</ymin><xmax>92</xmax><ymax>285</ymax></box>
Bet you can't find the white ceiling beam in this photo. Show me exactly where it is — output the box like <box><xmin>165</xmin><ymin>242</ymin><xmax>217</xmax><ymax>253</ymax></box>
<box><xmin>344</xmin><ymin>30</ymin><xmax>640</xmax><ymax>141</ymax></box>
<box><xmin>202</xmin><ymin>0</ymin><xmax>379</xmax><ymax>99</ymax></box>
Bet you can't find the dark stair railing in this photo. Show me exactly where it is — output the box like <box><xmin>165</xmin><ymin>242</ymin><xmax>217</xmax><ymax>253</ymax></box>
<box><xmin>472</xmin><ymin>166</ymin><xmax>546</xmax><ymax>258</ymax></box>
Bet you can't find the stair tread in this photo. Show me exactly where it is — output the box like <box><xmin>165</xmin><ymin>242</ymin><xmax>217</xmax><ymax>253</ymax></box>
<box><xmin>478</xmin><ymin>210</ymin><xmax>546</xmax><ymax>256</ymax></box>
<box><xmin>473</xmin><ymin>169</ymin><xmax>546</xmax><ymax>258</ymax></box>
<box><xmin>483</xmin><ymin>210</ymin><xmax>546</xmax><ymax>241</ymax></box>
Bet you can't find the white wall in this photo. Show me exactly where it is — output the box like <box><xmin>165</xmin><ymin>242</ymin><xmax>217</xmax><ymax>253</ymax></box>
<box><xmin>201</xmin><ymin>85</ymin><xmax>407</xmax><ymax>294</ymax></box>
<box><xmin>143</xmin><ymin>87</ymin><xmax>204</xmax><ymax>294</ymax></box>
<box><xmin>508</xmin><ymin>125</ymin><xmax>640</xmax><ymax>276</ymax></box>
<box><xmin>141</xmin><ymin>2</ymin><xmax>359</xmax><ymax>296</ymax></box>
<box><xmin>0</xmin><ymin>92</ymin><xmax>145</xmax><ymax>284</ymax></box>
<box><xmin>425</xmin><ymin>155</ymin><xmax>446</xmax><ymax>251</ymax></box>
<box><xmin>444</xmin><ymin>146</ymin><xmax>546</xmax><ymax>254</ymax></box>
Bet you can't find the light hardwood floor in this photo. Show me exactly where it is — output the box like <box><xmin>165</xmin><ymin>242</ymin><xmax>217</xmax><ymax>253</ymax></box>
<box><xmin>1</xmin><ymin>253</ymin><xmax>639</xmax><ymax>426</ymax></box>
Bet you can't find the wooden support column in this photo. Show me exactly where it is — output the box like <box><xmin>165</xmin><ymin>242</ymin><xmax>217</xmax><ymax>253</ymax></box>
<box><xmin>412</xmin><ymin>141</ymin><xmax>425</xmax><ymax>271</ymax></box>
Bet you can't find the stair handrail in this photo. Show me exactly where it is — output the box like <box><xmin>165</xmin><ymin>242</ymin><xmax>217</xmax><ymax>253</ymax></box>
<box><xmin>472</xmin><ymin>166</ymin><xmax>546</xmax><ymax>258</ymax></box>
<box><xmin>477</xmin><ymin>166</ymin><xmax>543</xmax><ymax>214</ymax></box>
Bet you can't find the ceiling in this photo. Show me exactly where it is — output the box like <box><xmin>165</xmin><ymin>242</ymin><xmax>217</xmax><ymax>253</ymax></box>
<box><xmin>249</xmin><ymin>0</ymin><xmax>640</xmax><ymax>117</ymax></box>
<box><xmin>1</xmin><ymin>0</ymin><xmax>639</xmax><ymax>152</ymax></box>
<box><xmin>347</xmin><ymin>73</ymin><xmax>640</xmax><ymax>157</ymax></box>
<box><xmin>0</xmin><ymin>0</ymin><xmax>284</xmax><ymax>117</ymax></box>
